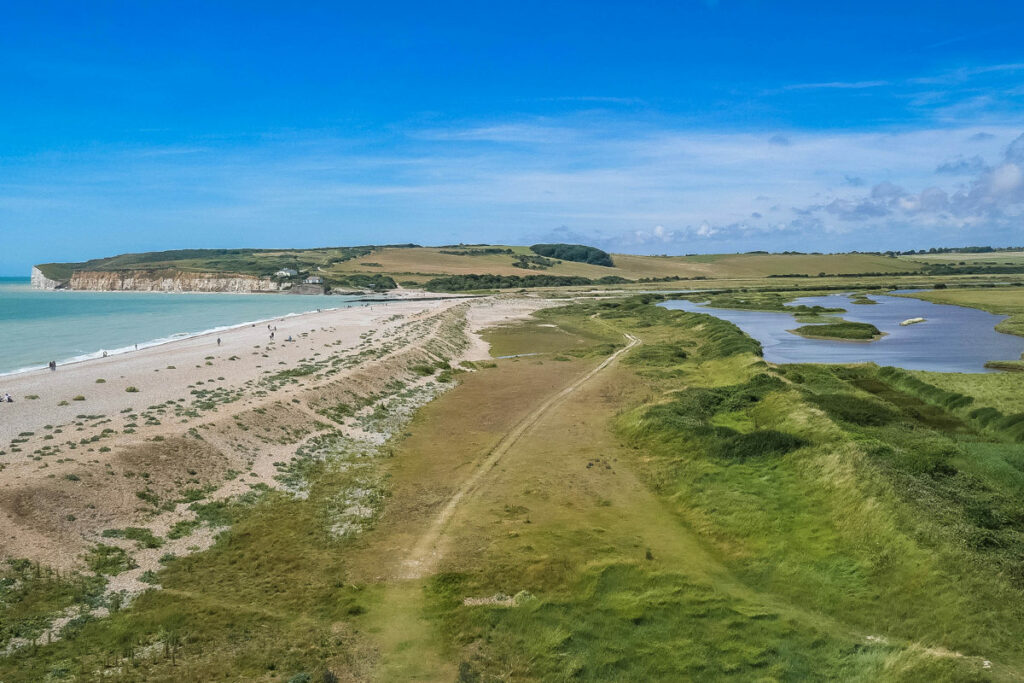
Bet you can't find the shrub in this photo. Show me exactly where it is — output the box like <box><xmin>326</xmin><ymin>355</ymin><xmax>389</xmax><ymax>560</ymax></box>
<box><xmin>530</xmin><ymin>243</ymin><xmax>614</xmax><ymax>267</ymax></box>
<box><xmin>125</xmin><ymin>386</ymin><xmax>139</xmax><ymax>393</ymax></box>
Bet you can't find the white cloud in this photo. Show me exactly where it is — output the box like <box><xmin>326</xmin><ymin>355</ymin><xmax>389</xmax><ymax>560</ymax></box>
<box><xmin>5</xmin><ymin>119</ymin><xmax>1024</xmax><ymax>258</ymax></box>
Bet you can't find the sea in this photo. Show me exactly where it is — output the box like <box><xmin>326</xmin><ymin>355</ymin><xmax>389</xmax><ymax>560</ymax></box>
<box><xmin>0</xmin><ymin>277</ymin><xmax>367</xmax><ymax>376</ymax></box>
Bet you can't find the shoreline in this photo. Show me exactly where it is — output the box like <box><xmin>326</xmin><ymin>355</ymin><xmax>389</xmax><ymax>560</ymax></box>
<box><xmin>0</xmin><ymin>295</ymin><xmax>542</xmax><ymax>573</ymax></box>
<box><xmin>0</xmin><ymin>285</ymin><xmax>475</xmax><ymax>378</ymax></box>
<box><xmin>0</xmin><ymin>307</ymin><xmax>344</xmax><ymax>379</ymax></box>
<box><xmin>0</xmin><ymin>303</ymin><xmax>359</xmax><ymax>379</ymax></box>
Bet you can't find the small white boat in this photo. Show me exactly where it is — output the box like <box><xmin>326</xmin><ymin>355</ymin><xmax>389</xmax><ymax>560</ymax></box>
<box><xmin>900</xmin><ymin>317</ymin><xmax>926</xmax><ymax>326</ymax></box>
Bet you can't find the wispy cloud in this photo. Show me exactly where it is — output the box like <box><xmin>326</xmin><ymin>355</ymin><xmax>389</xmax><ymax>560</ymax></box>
<box><xmin>5</xmin><ymin>118</ymin><xmax>1022</xmax><ymax>256</ymax></box>
<box><xmin>540</xmin><ymin>96</ymin><xmax>646</xmax><ymax>106</ymax></box>
<box><xmin>781</xmin><ymin>80</ymin><xmax>889</xmax><ymax>91</ymax></box>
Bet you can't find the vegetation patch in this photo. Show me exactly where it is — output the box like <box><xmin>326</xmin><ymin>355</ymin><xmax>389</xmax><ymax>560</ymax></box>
<box><xmin>791</xmin><ymin>321</ymin><xmax>882</xmax><ymax>340</ymax></box>
<box><xmin>100</xmin><ymin>527</ymin><xmax>164</xmax><ymax>549</ymax></box>
<box><xmin>711</xmin><ymin>429</ymin><xmax>808</xmax><ymax>461</ymax></box>
<box><xmin>83</xmin><ymin>544</ymin><xmax>137</xmax><ymax>576</ymax></box>
<box><xmin>806</xmin><ymin>392</ymin><xmax>898</xmax><ymax>426</ymax></box>
<box><xmin>529</xmin><ymin>242</ymin><xmax>614</xmax><ymax>267</ymax></box>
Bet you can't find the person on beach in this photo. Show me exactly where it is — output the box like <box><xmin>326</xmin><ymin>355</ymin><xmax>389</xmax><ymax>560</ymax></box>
<box><xmin>4</xmin><ymin>393</ymin><xmax>12</xmax><ymax>403</ymax></box>
<box><xmin>48</xmin><ymin>360</ymin><xmax>56</xmax><ymax>371</ymax></box>
<box><xmin>270</xmin><ymin>332</ymin><xmax>274</xmax><ymax>340</ymax></box>
<box><xmin>217</xmin><ymin>337</ymin><xmax>221</xmax><ymax>346</ymax></box>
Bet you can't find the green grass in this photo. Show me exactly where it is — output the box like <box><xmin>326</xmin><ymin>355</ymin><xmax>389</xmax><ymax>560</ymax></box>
<box><xmin>39</xmin><ymin>245</ymin><xmax>926</xmax><ymax>291</ymax></box>
<box><xmin>100</xmin><ymin>527</ymin><xmax>164</xmax><ymax>549</ymax></box>
<box><xmin>83</xmin><ymin>545</ymin><xmax>137</xmax><ymax>576</ymax></box>
<box><xmin>791</xmin><ymin>321</ymin><xmax>883</xmax><ymax>340</ymax></box>
<box><xmin>422</xmin><ymin>298</ymin><xmax>1024</xmax><ymax>679</ymax></box>
<box><xmin>0</xmin><ymin>560</ymin><xmax>106</xmax><ymax>651</ymax></box>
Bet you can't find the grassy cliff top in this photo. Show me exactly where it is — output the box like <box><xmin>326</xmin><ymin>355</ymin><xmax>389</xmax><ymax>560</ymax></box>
<box><xmin>36</xmin><ymin>245</ymin><xmax>922</xmax><ymax>287</ymax></box>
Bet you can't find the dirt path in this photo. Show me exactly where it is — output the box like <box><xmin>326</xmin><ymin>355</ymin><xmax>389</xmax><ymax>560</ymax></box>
<box><xmin>399</xmin><ymin>333</ymin><xmax>639</xmax><ymax>579</ymax></box>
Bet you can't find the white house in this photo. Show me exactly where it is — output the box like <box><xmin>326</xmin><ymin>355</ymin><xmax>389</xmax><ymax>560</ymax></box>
<box><xmin>275</xmin><ymin>268</ymin><xmax>298</xmax><ymax>278</ymax></box>
<box><xmin>304</xmin><ymin>275</ymin><xmax>324</xmax><ymax>285</ymax></box>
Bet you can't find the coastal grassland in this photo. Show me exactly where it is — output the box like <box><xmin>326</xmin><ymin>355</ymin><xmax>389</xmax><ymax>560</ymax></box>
<box><xmin>345</xmin><ymin>354</ymin><xmax>615</xmax><ymax>680</ymax></box>
<box><xmin>901</xmin><ymin>250</ymin><xmax>1024</xmax><ymax>265</ymax></box>
<box><xmin>0</xmin><ymin>434</ymin><xmax>388</xmax><ymax>681</ymax></box>
<box><xmin>40</xmin><ymin>246</ymin><xmax>926</xmax><ymax>290</ymax></box>
<box><xmin>480</xmin><ymin>310</ymin><xmax>620</xmax><ymax>358</ymax></box>
<box><xmin>898</xmin><ymin>286</ymin><xmax>1024</xmax><ymax>337</ymax></box>
<box><xmin>329</xmin><ymin>247</ymin><xmax>919</xmax><ymax>282</ymax></box>
<box><xmin>8</xmin><ymin>295</ymin><xmax>1024</xmax><ymax>680</ymax></box>
<box><xmin>416</xmin><ymin>297</ymin><xmax>1023</xmax><ymax>679</ymax></box>
<box><xmin>912</xmin><ymin>370</ymin><xmax>1024</xmax><ymax>414</ymax></box>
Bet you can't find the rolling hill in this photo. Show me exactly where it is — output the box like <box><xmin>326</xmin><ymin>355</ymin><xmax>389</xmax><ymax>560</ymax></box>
<box><xmin>34</xmin><ymin>244</ymin><xmax>923</xmax><ymax>292</ymax></box>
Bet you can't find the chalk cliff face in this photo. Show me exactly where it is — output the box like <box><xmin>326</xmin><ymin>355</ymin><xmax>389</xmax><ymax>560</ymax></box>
<box><xmin>31</xmin><ymin>267</ymin><xmax>66</xmax><ymax>290</ymax></box>
<box><xmin>65</xmin><ymin>270</ymin><xmax>284</xmax><ymax>293</ymax></box>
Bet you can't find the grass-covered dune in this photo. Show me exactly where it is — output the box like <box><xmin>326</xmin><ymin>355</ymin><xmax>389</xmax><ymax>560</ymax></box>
<box><xmin>791</xmin><ymin>321</ymin><xmax>883</xmax><ymax>340</ymax></box>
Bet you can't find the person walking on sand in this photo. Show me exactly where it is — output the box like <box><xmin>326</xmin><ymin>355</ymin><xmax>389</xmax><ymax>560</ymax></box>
<box><xmin>49</xmin><ymin>360</ymin><xmax>56</xmax><ymax>371</ymax></box>
<box><xmin>217</xmin><ymin>337</ymin><xmax>221</xmax><ymax>346</ymax></box>
<box><xmin>270</xmin><ymin>332</ymin><xmax>274</xmax><ymax>340</ymax></box>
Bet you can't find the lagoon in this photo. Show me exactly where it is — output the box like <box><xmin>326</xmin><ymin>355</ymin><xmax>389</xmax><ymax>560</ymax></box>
<box><xmin>661</xmin><ymin>293</ymin><xmax>1024</xmax><ymax>373</ymax></box>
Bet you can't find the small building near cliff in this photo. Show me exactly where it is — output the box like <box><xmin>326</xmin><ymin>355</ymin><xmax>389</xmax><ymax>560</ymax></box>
<box><xmin>303</xmin><ymin>275</ymin><xmax>324</xmax><ymax>285</ymax></box>
<box><xmin>275</xmin><ymin>268</ymin><xmax>298</xmax><ymax>278</ymax></box>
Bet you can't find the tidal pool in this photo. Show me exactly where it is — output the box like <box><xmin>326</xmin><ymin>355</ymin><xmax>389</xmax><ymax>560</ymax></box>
<box><xmin>661</xmin><ymin>293</ymin><xmax>1024</xmax><ymax>373</ymax></box>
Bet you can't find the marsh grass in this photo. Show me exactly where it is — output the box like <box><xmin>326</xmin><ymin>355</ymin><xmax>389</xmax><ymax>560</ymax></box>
<box><xmin>791</xmin><ymin>321</ymin><xmax>882</xmax><ymax>340</ymax></box>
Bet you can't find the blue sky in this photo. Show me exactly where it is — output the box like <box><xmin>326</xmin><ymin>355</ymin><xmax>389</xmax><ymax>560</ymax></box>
<box><xmin>2</xmin><ymin>1</ymin><xmax>1024</xmax><ymax>274</ymax></box>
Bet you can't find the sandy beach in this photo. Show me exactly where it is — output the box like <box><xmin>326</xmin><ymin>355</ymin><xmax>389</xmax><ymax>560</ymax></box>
<box><xmin>0</xmin><ymin>295</ymin><xmax>544</xmax><ymax>595</ymax></box>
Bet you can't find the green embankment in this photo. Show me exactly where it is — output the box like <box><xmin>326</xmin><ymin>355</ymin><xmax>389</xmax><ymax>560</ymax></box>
<box><xmin>425</xmin><ymin>297</ymin><xmax>1024</xmax><ymax>679</ymax></box>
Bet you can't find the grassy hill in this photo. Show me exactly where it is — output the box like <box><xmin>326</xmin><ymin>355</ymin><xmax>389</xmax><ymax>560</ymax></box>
<box><xmin>37</xmin><ymin>245</ymin><xmax>923</xmax><ymax>290</ymax></box>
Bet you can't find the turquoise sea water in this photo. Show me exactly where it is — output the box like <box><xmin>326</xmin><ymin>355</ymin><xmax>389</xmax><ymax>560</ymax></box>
<box><xmin>0</xmin><ymin>278</ymin><xmax>364</xmax><ymax>375</ymax></box>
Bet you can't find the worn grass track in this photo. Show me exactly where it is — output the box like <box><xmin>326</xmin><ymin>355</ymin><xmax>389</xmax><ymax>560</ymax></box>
<box><xmin>401</xmin><ymin>333</ymin><xmax>639</xmax><ymax>580</ymax></box>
